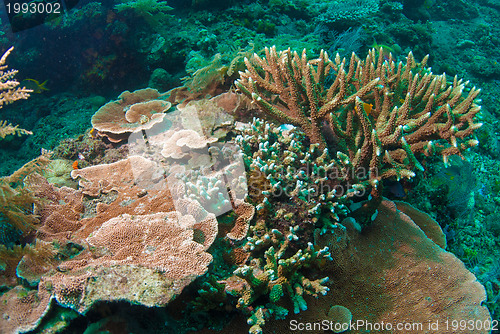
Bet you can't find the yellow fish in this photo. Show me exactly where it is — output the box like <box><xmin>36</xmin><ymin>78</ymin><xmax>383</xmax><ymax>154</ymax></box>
<box><xmin>363</xmin><ymin>102</ymin><xmax>373</xmax><ymax>115</ymax></box>
<box><xmin>20</xmin><ymin>79</ymin><xmax>49</xmax><ymax>94</ymax></box>
<box><xmin>357</xmin><ymin>102</ymin><xmax>373</xmax><ymax>115</ymax></box>
<box><xmin>371</xmin><ymin>42</ymin><xmax>394</xmax><ymax>55</ymax></box>
<box><xmin>371</xmin><ymin>40</ymin><xmax>401</xmax><ymax>58</ymax></box>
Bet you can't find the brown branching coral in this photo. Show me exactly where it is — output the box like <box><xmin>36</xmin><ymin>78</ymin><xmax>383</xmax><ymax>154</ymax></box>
<box><xmin>0</xmin><ymin>47</ymin><xmax>32</xmax><ymax>139</ymax></box>
<box><xmin>0</xmin><ymin>47</ymin><xmax>31</xmax><ymax>105</ymax></box>
<box><xmin>0</xmin><ymin>120</ymin><xmax>32</xmax><ymax>139</ymax></box>
<box><xmin>236</xmin><ymin>47</ymin><xmax>380</xmax><ymax>148</ymax></box>
<box><xmin>236</xmin><ymin>47</ymin><xmax>482</xmax><ymax>187</ymax></box>
<box><xmin>0</xmin><ymin>244</ymin><xmax>29</xmax><ymax>287</ymax></box>
<box><xmin>15</xmin><ymin>240</ymin><xmax>59</xmax><ymax>286</ymax></box>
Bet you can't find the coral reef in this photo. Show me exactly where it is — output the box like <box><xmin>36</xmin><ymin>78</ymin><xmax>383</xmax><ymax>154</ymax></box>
<box><xmin>115</xmin><ymin>0</ymin><xmax>174</xmax><ymax>28</ymax></box>
<box><xmin>0</xmin><ymin>151</ymin><xmax>221</xmax><ymax>329</ymax></box>
<box><xmin>0</xmin><ymin>37</ymin><xmax>494</xmax><ymax>332</ymax></box>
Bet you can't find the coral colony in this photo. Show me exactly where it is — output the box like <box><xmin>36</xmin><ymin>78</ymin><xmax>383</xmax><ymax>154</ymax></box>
<box><xmin>0</xmin><ymin>41</ymin><xmax>493</xmax><ymax>334</ymax></box>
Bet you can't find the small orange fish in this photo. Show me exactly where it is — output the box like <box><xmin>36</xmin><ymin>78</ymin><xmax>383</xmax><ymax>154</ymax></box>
<box><xmin>357</xmin><ymin>102</ymin><xmax>373</xmax><ymax>115</ymax></box>
<box><xmin>89</xmin><ymin>128</ymin><xmax>97</xmax><ymax>138</ymax></box>
<box><xmin>363</xmin><ymin>103</ymin><xmax>373</xmax><ymax>115</ymax></box>
<box><xmin>72</xmin><ymin>160</ymin><xmax>79</xmax><ymax>170</ymax></box>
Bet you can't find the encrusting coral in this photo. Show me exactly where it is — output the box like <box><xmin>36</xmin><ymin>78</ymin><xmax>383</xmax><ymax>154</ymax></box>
<box><xmin>320</xmin><ymin>200</ymin><xmax>490</xmax><ymax>334</ymax></box>
<box><xmin>43</xmin><ymin>211</ymin><xmax>214</xmax><ymax>313</ymax></box>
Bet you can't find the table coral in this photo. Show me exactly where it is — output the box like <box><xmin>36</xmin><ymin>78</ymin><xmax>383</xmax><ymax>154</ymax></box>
<box><xmin>123</xmin><ymin>104</ymin><xmax>248</xmax><ymax>219</ymax></box>
<box><xmin>91</xmin><ymin>88</ymin><xmax>171</xmax><ymax>143</ymax></box>
<box><xmin>160</xmin><ymin>129</ymin><xmax>217</xmax><ymax>159</ymax></box>
<box><xmin>175</xmin><ymin>98</ymin><xmax>235</xmax><ymax>140</ymax></box>
<box><xmin>226</xmin><ymin>200</ymin><xmax>255</xmax><ymax>241</ymax></box>
<box><xmin>42</xmin><ymin>211</ymin><xmax>214</xmax><ymax>314</ymax></box>
<box><xmin>1</xmin><ymin>153</ymin><xmax>220</xmax><ymax>321</ymax></box>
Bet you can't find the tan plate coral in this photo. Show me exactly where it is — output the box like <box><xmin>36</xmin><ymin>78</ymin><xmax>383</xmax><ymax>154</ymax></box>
<box><xmin>91</xmin><ymin>88</ymin><xmax>171</xmax><ymax>143</ymax></box>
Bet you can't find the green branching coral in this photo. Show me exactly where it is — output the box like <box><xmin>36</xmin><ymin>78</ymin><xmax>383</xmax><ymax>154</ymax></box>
<box><xmin>224</xmin><ymin>225</ymin><xmax>331</xmax><ymax>334</ymax></box>
<box><xmin>236</xmin><ymin>118</ymin><xmax>351</xmax><ymax>234</ymax></box>
<box><xmin>190</xmin><ymin>215</ymin><xmax>332</xmax><ymax>334</ymax></box>
<box><xmin>191</xmin><ymin>276</ymin><xmax>228</xmax><ymax>312</ymax></box>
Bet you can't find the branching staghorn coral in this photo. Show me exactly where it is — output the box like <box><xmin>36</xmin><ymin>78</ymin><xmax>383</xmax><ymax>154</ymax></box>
<box><xmin>236</xmin><ymin>47</ymin><xmax>482</xmax><ymax>190</ymax></box>
<box><xmin>189</xmin><ymin>199</ymin><xmax>332</xmax><ymax>334</ymax></box>
<box><xmin>236</xmin><ymin>118</ymin><xmax>351</xmax><ymax>234</ymax></box>
<box><xmin>224</xmin><ymin>227</ymin><xmax>331</xmax><ymax>334</ymax></box>
<box><xmin>0</xmin><ymin>47</ymin><xmax>32</xmax><ymax>139</ymax></box>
